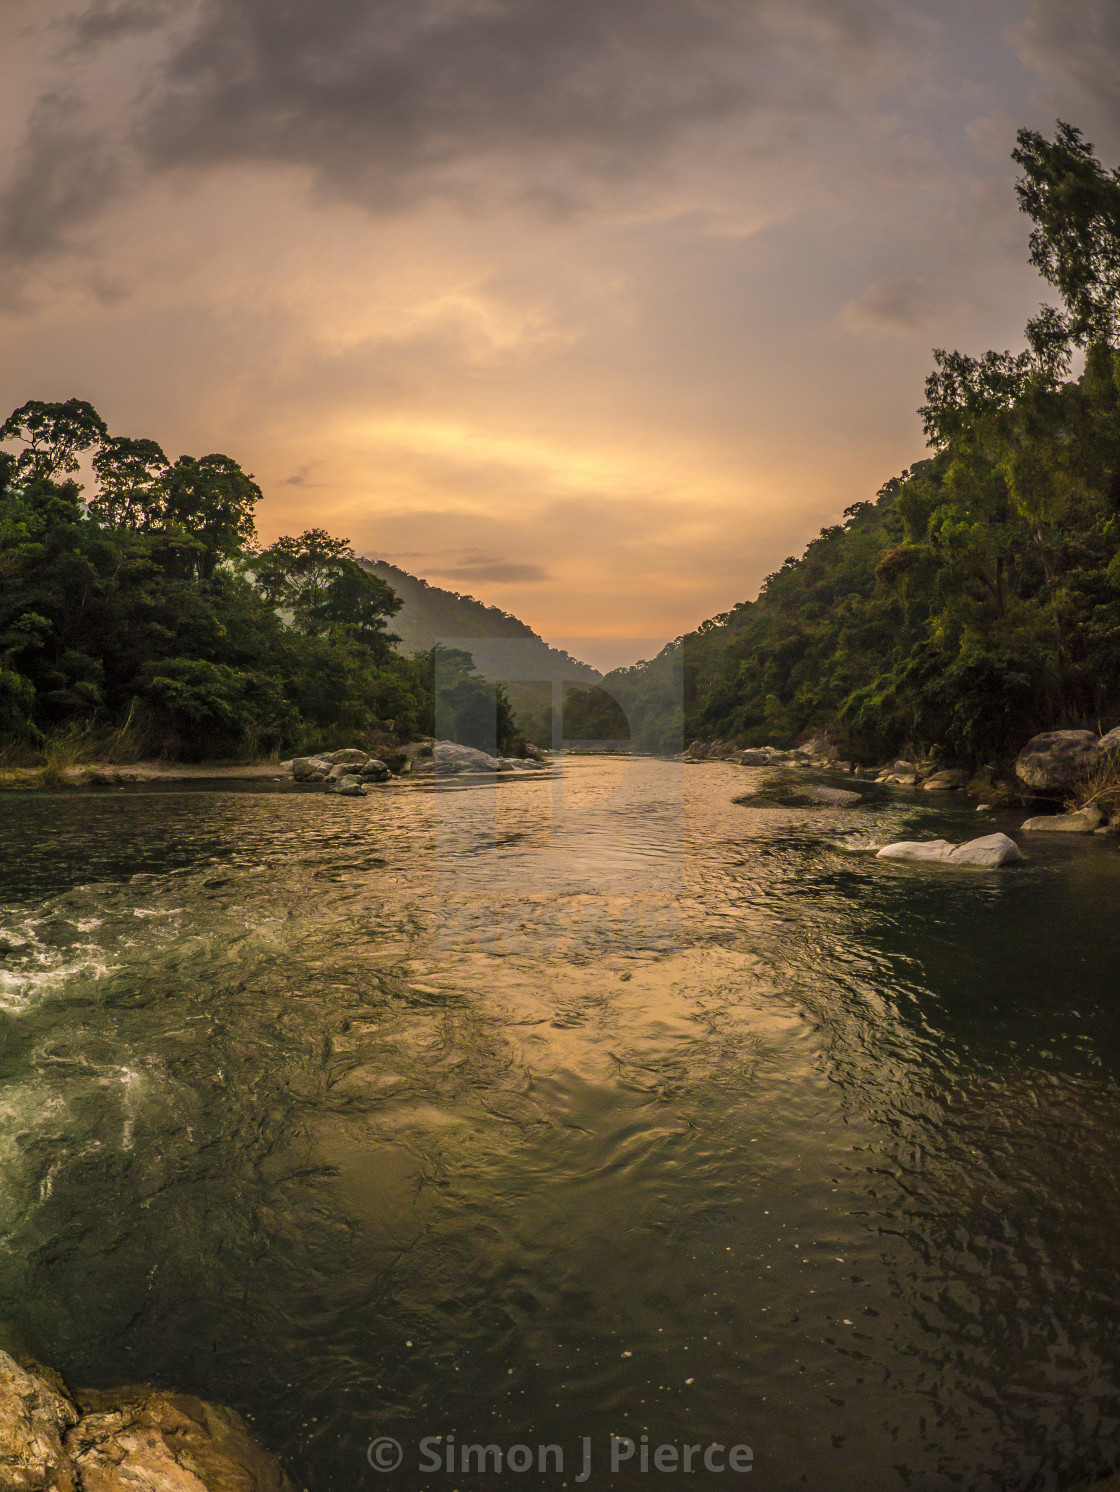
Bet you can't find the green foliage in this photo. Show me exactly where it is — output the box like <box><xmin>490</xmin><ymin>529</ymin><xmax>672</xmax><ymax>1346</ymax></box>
<box><xmin>0</xmin><ymin>401</ymin><xmax>493</xmax><ymax>760</ymax></box>
<box><xmin>255</xmin><ymin>529</ymin><xmax>401</xmax><ymax>656</ymax></box>
<box><xmin>560</xmin><ymin>685</ymin><xmax>631</xmax><ymax>742</ymax></box>
<box><xmin>425</xmin><ymin>645</ymin><xmax>522</xmax><ymax>754</ymax></box>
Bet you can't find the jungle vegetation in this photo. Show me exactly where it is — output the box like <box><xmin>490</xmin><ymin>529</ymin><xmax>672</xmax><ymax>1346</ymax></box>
<box><xmin>0</xmin><ymin>408</ymin><xmax>517</xmax><ymax>760</ymax></box>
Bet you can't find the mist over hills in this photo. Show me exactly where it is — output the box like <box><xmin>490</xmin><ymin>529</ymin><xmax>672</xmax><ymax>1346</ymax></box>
<box><xmin>361</xmin><ymin>558</ymin><xmax>600</xmax><ymax>684</ymax></box>
<box><xmin>361</xmin><ymin>559</ymin><xmax>601</xmax><ymax>741</ymax></box>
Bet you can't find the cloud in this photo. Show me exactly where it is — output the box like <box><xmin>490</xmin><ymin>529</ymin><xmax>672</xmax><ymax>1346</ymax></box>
<box><xmin>139</xmin><ymin>0</ymin><xmax>887</xmax><ymax>208</ymax></box>
<box><xmin>1013</xmin><ymin>2</ymin><xmax>1120</xmax><ymax>145</ymax></box>
<box><xmin>435</xmin><ymin>560</ymin><xmax>551</xmax><ymax>584</ymax></box>
<box><xmin>842</xmin><ymin>275</ymin><xmax>934</xmax><ymax>334</ymax></box>
<box><xmin>67</xmin><ymin>0</ymin><xmax>175</xmax><ymax>47</ymax></box>
<box><xmin>0</xmin><ymin>0</ymin><xmax>908</xmax><ymax>286</ymax></box>
<box><xmin>0</xmin><ymin>92</ymin><xmax>123</xmax><ymax>288</ymax></box>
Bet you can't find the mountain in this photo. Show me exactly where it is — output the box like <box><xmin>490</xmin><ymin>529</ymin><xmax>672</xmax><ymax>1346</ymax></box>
<box><xmin>360</xmin><ymin>559</ymin><xmax>600</xmax><ymax>738</ymax></box>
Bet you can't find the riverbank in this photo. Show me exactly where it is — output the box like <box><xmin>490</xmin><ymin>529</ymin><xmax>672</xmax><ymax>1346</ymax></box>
<box><xmin>0</xmin><ymin>761</ymin><xmax>288</xmax><ymax>791</ymax></box>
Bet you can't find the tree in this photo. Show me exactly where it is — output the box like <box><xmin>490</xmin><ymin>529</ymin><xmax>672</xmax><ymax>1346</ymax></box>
<box><xmin>89</xmin><ymin>436</ymin><xmax>171</xmax><ymax>529</ymax></box>
<box><xmin>0</xmin><ymin>398</ymin><xmax>108</xmax><ymax>481</ymax></box>
<box><xmin>254</xmin><ymin>529</ymin><xmax>401</xmax><ymax>656</ymax></box>
<box><xmin>1012</xmin><ymin>121</ymin><xmax>1120</xmax><ymax>352</ymax></box>
<box><xmin>162</xmin><ymin>453</ymin><xmax>261</xmax><ymax>575</ymax></box>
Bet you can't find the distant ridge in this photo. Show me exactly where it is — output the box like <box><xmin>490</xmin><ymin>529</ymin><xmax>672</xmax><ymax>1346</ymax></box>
<box><xmin>360</xmin><ymin>558</ymin><xmax>600</xmax><ymax>685</ymax></box>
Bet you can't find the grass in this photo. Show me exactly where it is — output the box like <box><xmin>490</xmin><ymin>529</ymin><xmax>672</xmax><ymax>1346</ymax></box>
<box><xmin>0</xmin><ymin>710</ymin><xmax>147</xmax><ymax>790</ymax></box>
<box><xmin>1071</xmin><ymin>742</ymin><xmax>1120</xmax><ymax>819</ymax></box>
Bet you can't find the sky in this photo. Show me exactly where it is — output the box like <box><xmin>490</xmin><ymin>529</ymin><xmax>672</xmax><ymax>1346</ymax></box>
<box><xmin>2</xmin><ymin>1</ymin><xmax>1120</xmax><ymax>670</ymax></box>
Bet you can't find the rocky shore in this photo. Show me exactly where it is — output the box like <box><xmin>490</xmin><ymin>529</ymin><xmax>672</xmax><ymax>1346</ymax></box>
<box><xmin>0</xmin><ymin>1351</ymin><xmax>294</xmax><ymax>1491</ymax></box>
<box><xmin>693</xmin><ymin>725</ymin><xmax>1120</xmax><ymax>837</ymax></box>
<box><xmin>0</xmin><ymin>736</ymin><xmax>550</xmax><ymax>794</ymax></box>
<box><xmin>281</xmin><ymin>738</ymin><xmax>548</xmax><ymax>795</ymax></box>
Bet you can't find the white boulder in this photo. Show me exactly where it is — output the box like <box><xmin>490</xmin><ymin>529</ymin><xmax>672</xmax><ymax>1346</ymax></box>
<box><xmin>876</xmin><ymin>832</ymin><xmax>1023</xmax><ymax>867</ymax></box>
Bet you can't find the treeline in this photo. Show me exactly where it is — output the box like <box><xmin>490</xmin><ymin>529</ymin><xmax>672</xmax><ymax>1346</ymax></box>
<box><xmin>0</xmin><ymin>404</ymin><xmax>517</xmax><ymax>759</ymax></box>
<box><xmin>606</xmin><ymin>122</ymin><xmax>1120</xmax><ymax>766</ymax></box>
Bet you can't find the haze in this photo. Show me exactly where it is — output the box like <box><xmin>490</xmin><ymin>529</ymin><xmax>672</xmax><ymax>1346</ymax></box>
<box><xmin>2</xmin><ymin>0</ymin><xmax>1119</xmax><ymax>669</ymax></box>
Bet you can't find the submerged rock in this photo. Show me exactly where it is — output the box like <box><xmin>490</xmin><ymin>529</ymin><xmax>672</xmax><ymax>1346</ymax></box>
<box><xmin>734</xmin><ymin>782</ymin><xmax>863</xmax><ymax>809</ymax></box>
<box><xmin>0</xmin><ymin>1353</ymin><xmax>294</xmax><ymax>1492</ymax></box>
<box><xmin>876</xmin><ymin>832</ymin><xmax>1023</xmax><ymax>867</ymax></box>
<box><xmin>333</xmin><ymin>774</ymin><xmax>366</xmax><ymax>797</ymax></box>
<box><xmin>1021</xmin><ymin>805</ymin><xmax>1103</xmax><ymax>833</ymax></box>
<box><xmin>1015</xmin><ymin>730</ymin><xmax>1099</xmax><ymax>791</ymax></box>
<box><xmin>798</xmin><ymin>784</ymin><xmax>862</xmax><ymax>806</ymax></box>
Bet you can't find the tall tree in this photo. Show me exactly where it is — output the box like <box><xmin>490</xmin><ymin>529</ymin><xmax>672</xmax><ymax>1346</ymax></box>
<box><xmin>89</xmin><ymin>436</ymin><xmax>171</xmax><ymax>529</ymax></box>
<box><xmin>0</xmin><ymin>399</ymin><xmax>107</xmax><ymax>481</ymax></box>
<box><xmin>161</xmin><ymin>454</ymin><xmax>261</xmax><ymax>575</ymax></box>
<box><xmin>254</xmin><ymin>529</ymin><xmax>401</xmax><ymax>657</ymax></box>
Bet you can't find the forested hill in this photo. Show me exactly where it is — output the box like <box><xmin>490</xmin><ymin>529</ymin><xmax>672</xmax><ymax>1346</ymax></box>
<box><xmin>602</xmin><ymin>122</ymin><xmax>1120</xmax><ymax>767</ymax></box>
<box><xmin>361</xmin><ymin>559</ymin><xmax>599</xmax><ymax>686</ymax></box>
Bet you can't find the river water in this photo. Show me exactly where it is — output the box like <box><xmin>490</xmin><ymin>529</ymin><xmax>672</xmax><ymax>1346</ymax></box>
<box><xmin>1</xmin><ymin>758</ymin><xmax>1119</xmax><ymax>1491</ymax></box>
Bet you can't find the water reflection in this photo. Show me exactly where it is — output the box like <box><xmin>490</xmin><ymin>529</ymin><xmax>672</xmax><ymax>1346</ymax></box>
<box><xmin>0</xmin><ymin>761</ymin><xmax>1118</xmax><ymax>1490</ymax></box>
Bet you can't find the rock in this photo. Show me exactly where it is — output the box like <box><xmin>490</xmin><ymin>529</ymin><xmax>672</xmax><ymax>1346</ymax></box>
<box><xmin>322</xmin><ymin>748</ymin><xmax>370</xmax><ymax>767</ymax></box>
<box><xmin>400</xmin><ymin>740</ymin><xmax>434</xmax><ymax>762</ymax></box>
<box><xmin>893</xmin><ymin>760</ymin><xmax>919</xmax><ymax>776</ymax></box>
<box><xmin>976</xmin><ymin>803</ymin><xmax>992</xmax><ymax>812</ymax></box>
<box><xmin>734</xmin><ymin>782</ymin><xmax>863</xmax><ymax>809</ymax></box>
<box><xmin>797</xmin><ymin>733</ymin><xmax>837</xmax><ymax>761</ymax></box>
<box><xmin>357</xmin><ymin>759</ymin><xmax>391</xmax><ymax>782</ymax></box>
<box><xmin>876</xmin><ymin>833</ymin><xmax>1023</xmax><ymax>867</ymax></box>
<box><xmin>0</xmin><ymin>1352</ymin><xmax>77</xmax><ymax>1490</ymax></box>
<box><xmin>1015</xmin><ymin>730</ymin><xmax>1099</xmax><ymax>791</ymax></box>
<box><xmin>948</xmin><ymin>833</ymin><xmax>1025</xmax><ymax>866</ymax></box>
<box><xmin>922</xmin><ymin>768</ymin><xmax>969</xmax><ymax>791</ymax></box>
<box><xmin>290</xmin><ymin>756</ymin><xmax>331</xmax><ymax>782</ymax></box>
<box><xmin>1021</xmin><ymin>805</ymin><xmax>1103</xmax><ymax>833</ymax></box>
<box><xmin>0</xmin><ymin>1355</ymin><xmax>294</xmax><ymax>1492</ymax></box>
<box><xmin>801</xmin><ymin>785</ymin><xmax>862</xmax><ymax>805</ymax></box>
<box><xmin>877</xmin><ymin>838</ymin><xmax>957</xmax><ymax>863</ymax></box>
<box><xmin>433</xmin><ymin>742</ymin><xmax>503</xmax><ymax>774</ymax></box>
<box><xmin>66</xmin><ymin>1388</ymin><xmax>295</xmax><ymax>1492</ymax></box>
<box><xmin>333</xmin><ymin>775</ymin><xmax>367</xmax><ymax>797</ymax></box>
<box><xmin>1099</xmin><ymin>725</ymin><xmax>1120</xmax><ymax>756</ymax></box>
<box><xmin>521</xmin><ymin>743</ymin><xmax>548</xmax><ymax>761</ymax></box>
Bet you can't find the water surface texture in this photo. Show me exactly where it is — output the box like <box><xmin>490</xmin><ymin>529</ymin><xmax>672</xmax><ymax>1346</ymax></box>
<box><xmin>1</xmin><ymin>759</ymin><xmax>1119</xmax><ymax>1491</ymax></box>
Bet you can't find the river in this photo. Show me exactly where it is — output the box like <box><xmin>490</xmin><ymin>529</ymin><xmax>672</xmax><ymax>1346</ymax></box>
<box><xmin>1</xmin><ymin>758</ymin><xmax>1119</xmax><ymax>1490</ymax></box>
